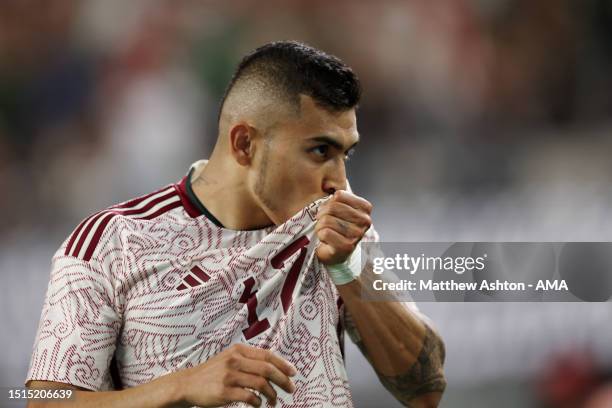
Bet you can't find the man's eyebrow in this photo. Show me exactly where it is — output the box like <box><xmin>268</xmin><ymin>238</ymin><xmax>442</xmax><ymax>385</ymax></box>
<box><xmin>310</xmin><ymin>135</ymin><xmax>360</xmax><ymax>152</ymax></box>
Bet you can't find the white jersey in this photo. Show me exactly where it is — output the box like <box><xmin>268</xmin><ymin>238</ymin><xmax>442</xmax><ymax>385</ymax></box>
<box><xmin>26</xmin><ymin>163</ymin><xmax>379</xmax><ymax>407</ymax></box>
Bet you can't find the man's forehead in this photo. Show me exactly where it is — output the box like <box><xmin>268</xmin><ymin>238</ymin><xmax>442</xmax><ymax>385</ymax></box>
<box><xmin>294</xmin><ymin>95</ymin><xmax>359</xmax><ymax>145</ymax></box>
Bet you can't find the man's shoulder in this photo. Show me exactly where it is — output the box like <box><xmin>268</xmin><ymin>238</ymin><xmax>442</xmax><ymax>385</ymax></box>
<box><xmin>108</xmin><ymin>183</ymin><xmax>183</xmax><ymax>219</ymax></box>
<box><xmin>62</xmin><ymin>181</ymin><xmax>188</xmax><ymax>262</ymax></box>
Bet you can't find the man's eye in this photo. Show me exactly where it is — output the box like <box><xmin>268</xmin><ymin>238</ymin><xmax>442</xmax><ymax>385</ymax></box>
<box><xmin>311</xmin><ymin>145</ymin><xmax>329</xmax><ymax>158</ymax></box>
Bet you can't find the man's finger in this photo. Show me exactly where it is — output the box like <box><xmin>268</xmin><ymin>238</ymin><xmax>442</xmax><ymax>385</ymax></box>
<box><xmin>237</xmin><ymin>346</ymin><xmax>297</xmax><ymax>376</ymax></box>
<box><xmin>317</xmin><ymin>227</ymin><xmax>355</xmax><ymax>255</ymax></box>
<box><xmin>231</xmin><ymin>371</ymin><xmax>278</xmax><ymax>405</ymax></box>
<box><xmin>238</xmin><ymin>357</ymin><xmax>296</xmax><ymax>394</ymax></box>
<box><xmin>315</xmin><ymin>214</ymin><xmax>364</xmax><ymax>242</ymax></box>
<box><xmin>332</xmin><ymin>190</ymin><xmax>373</xmax><ymax>213</ymax></box>
<box><xmin>226</xmin><ymin>387</ymin><xmax>263</xmax><ymax>407</ymax></box>
<box><xmin>316</xmin><ymin>201</ymin><xmax>371</xmax><ymax>229</ymax></box>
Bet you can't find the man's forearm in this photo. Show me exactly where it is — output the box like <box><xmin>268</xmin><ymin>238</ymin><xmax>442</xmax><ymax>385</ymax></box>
<box><xmin>28</xmin><ymin>343</ymin><xmax>297</xmax><ymax>408</ymax></box>
<box><xmin>370</xmin><ymin>323</ymin><xmax>446</xmax><ymax>407</ymax></box>
<box><xmin>27</xmin><ymin>371</ymin><xmax>183</xmax><ymax>408</ymax></box>
<box><xmin>337</xmin><ymin>269</ymin><xmax>446</xmax><ymax>406</ymax></box>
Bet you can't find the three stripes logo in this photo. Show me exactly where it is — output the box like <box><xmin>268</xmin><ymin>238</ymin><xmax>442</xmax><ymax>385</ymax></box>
<box><xmin>176</xmin><ymin>265</ymin><xmax>211</xmax><ymax>291</ymax></box>
<box><xmin>64</xmin><ymin>185</ymin><xmax>182</xmax><ymax>261</ymax></box>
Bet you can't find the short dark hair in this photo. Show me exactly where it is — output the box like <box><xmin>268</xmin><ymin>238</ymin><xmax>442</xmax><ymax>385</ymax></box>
<box><xmin>219</xmin><ymin>40</ymin><xmax>361</xmax><ymax>119</ymax></box>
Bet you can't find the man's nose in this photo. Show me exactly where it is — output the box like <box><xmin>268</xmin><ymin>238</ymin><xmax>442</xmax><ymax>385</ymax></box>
<box><xmin>322</xmin><ymin>162</ymin><xmax>347</xmax><ymax>195</ymax></box>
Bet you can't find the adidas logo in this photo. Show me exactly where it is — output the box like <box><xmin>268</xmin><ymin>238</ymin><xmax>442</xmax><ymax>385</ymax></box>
<box><xmin>176</xmin><ymin>265</ymin><xmax>210</xmax><ymax>291</ymax></box>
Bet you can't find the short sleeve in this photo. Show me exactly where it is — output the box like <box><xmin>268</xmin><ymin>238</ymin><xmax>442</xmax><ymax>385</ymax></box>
<box><xmin>25</xmin><ymin>243</ymin><xmax>121</xmax><ymax>391</ymax></box>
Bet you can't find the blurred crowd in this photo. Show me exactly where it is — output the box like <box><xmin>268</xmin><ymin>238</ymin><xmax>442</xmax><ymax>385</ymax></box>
<box><xmin>2</xmin><ymin>1</ymin><xmax>612</xmax><ymax>407</ymax></box>
<box><xmin>2</xmin><ymin>0</ymin><xmax>612</xmax><ymax>236</ymax></box>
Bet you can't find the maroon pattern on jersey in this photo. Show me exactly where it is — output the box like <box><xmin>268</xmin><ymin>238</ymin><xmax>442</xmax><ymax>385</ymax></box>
<box><xmin>27</xmin><ymin>172</ymin><xmax>379</xmax><ymax>407</ymax></box>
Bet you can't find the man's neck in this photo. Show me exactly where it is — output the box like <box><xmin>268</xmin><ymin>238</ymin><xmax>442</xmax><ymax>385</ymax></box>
<box><xmin>190</xmin><ymin>160</ymin><xmax>273</xmax><ymax>231</ymax></box>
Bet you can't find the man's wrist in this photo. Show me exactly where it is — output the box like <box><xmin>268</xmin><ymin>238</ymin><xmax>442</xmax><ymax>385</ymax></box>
<box><xmin>156</xmin><ymin>368</ymin><xmax>189</xmax><ymax>408</ymax></box>
<box><xmin>327</xmin><ymin>245</ymin><xmax>362</xmax><ymax>285</ymax></box>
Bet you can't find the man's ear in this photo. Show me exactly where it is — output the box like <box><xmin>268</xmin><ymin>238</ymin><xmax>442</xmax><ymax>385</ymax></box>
<box><xmin>229</xmin><ymin>123</ymin><xmax>255</xmax><ymax>166</ymax></box>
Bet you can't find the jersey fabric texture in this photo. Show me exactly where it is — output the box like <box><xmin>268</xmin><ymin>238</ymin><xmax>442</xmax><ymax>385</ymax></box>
<box><xmin>26</xmin><ymin>163</ymin><xmax>380</xmax><ymax>407</ymax></box>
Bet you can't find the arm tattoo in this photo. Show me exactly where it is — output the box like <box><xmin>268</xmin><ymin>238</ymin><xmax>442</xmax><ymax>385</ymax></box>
<box><xmin>377</xmin><ymin>324</ymin><xmax>447</xmax><ymax>406</ymax></box>
<box><xmin>343</xmin><ymin>310</ymin><xmax>447</xmax><ymax>406</ymax></box>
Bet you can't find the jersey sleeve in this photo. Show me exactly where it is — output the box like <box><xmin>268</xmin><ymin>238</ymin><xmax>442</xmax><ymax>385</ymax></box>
<box><xmin>25</xmin><ymin>238</ymin><xmax>122</xmax><ymax>391</ymax></box>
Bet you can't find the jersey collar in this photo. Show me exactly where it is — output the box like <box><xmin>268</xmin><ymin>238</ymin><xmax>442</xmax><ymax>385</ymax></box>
<box><xmin>176</xmin><ymin>166</ymin><xmax>225</xmax><ymax>228</ymax></box>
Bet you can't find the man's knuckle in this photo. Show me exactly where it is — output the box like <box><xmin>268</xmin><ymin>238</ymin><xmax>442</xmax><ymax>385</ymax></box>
<box><xmin>247</xmin><ymin>394</ymin><xmax>261</xmax><ymax>406</ymax></box>
<box><xmin>233</xmin><ymin>343</ymin><xmax>248</xmax><ymax>354</ymax></box>
<box><xmin>319</xmin><ymin>229</ymin><xmax>330</xmax><ymax>241</ymax></box>
<box><xmin>318</xmin><ymin>218</ymin><xmax>331</xmax><ymax>229</ymax></box>
<box><xmin>351</xmin><ymin>225</ymin><xmax>363</xmax><ymax>237</ymax></box>
<box><xmin>263</xmin><ymin>362</ymin><xmax>276</xmax><ymax>378</ymax></box>
<box><xmin>224</xmin><ymin>370</ymin><xmax>238</xmax><ymax>384</ymax></box>
<box><xmin>226</xmin><ymin>355</ymin><xmax>240</xmax><ymax>369</ymax></box>
<box><xmin>256</xmin><ymin>377</ymin><xmax>269</xmax><ymax>390</ymax></box>
<box><xmin>343</xmin><ymin>242</ymin><xmax>355</xmax><ymax>253</ymax></box>
<box><xmin>329</xmin><ymin>203</ymin><xmax>341</xmax><ymax>214</ymax></box>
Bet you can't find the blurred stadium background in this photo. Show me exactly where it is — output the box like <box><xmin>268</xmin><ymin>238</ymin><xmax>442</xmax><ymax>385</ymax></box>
<box><xmin>2</xmin><ymin>1</ymin><xmax>612</xmax><ymax>407</ymax></box>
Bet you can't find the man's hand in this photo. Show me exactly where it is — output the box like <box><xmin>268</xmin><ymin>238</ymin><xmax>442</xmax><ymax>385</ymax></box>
<box><xmin>315</xmin><ymin>190</ymin><xmax>372</xmax><ymax>265</ymax></box>
<box><xmin>26</xmin><ymin>344</ymin><xmax>298</xmax><ymax>408</ymax></box>
<box><xmin>176</xmin><ymin>343</ymin><xmax>297</xmax><ymax>407</ymax></box>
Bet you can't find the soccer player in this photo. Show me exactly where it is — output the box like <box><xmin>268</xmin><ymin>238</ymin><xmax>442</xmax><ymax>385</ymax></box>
<box><xmin>25</xmin><ymin>41</ymin><xmax>446</xmax><ymax>407</ymax></box>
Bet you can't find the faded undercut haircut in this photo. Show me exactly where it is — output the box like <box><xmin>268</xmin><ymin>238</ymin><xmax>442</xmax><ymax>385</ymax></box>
<box><xmin>218</xmin><ymin>40</ymin><xmax>361</xmax><ymax>121</ymax></box>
